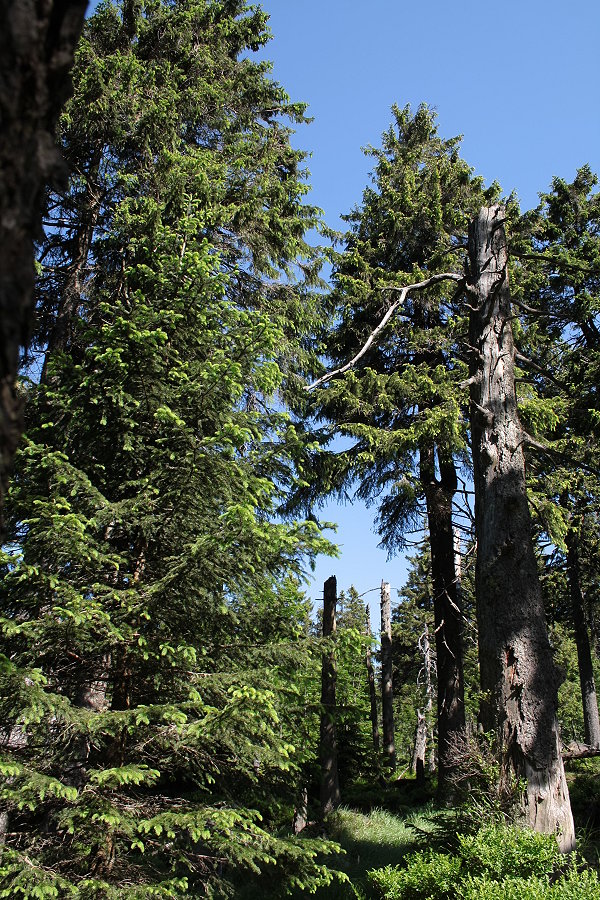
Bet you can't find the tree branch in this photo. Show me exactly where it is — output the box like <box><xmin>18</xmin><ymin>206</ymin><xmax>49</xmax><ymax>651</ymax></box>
<box><xmin>305</xmin><ymin>272</ymin><xmax>464</xmax><ymax>391</ymax></box>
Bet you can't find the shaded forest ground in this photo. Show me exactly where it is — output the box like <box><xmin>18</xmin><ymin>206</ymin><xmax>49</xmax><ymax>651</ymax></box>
<box><xmin>235</xmin><ymin>761</ymin><xmax>600</xmax><ymax>899</ymax></box>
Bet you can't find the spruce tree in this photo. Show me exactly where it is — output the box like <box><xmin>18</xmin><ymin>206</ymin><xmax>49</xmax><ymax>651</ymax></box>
<box><xmin>307</xmin><ymin>105</ymin><xmax>496</xmax><ymax>784</ymax></box>
<box><xmin>0</xmin><ymin>2</ymin><xmax>341</xmax><ymax>896</ymax></box>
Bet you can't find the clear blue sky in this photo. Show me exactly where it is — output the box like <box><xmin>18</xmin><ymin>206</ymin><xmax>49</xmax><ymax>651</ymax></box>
<box><xmin>254</xmin><ymin>0</ymin><xmax>600</xmax><ymax>613</ymax></box>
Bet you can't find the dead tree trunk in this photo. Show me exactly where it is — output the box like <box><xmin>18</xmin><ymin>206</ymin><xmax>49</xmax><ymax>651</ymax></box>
<box><xmin>380</xmin><ymin>580</ymin><xmax>396</xmax><ymax>771</ymax></box>
<box><xmin>320</xmin><ymin>576</ymin><xmax>340</xmax><ymax>817</ymax></box>
<box><xmin>0</xmin><ymin>0</ymin><xmax>88</xmax><ymax>522</ymax></box>
<box><xmin>566</xmin><ymin>527</ymin><xmax>600</xmax><ymax>749</ymax></box>
<box><xmin>365</xmin><ymin>604</ymin><xmax>381</xmax><ymax>759</ymax></box>
<box><xmin>413</xmin><ymin>623</ymin><xmax>435</xmax><ymax>782</ymax></box>
<box><xmin>468</xmin><ymin>205</ymin><xmax>575</xmax><ymax>851</ymax></box>
<box><xmin>421</xmin><ymin>445</ymin><xmax>465</xmax><ymax>788</ymax></box>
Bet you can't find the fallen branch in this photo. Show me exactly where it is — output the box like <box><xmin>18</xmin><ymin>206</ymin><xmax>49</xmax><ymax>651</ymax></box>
<box><xmin>305</xmin><ymin>272</ymin><xmax>464</xmax><ymax>391</ymax></box>
<box><xmin>562</xmin><ymin>742</ymin><xmax>600</xmax><ymax>760</ymax></box>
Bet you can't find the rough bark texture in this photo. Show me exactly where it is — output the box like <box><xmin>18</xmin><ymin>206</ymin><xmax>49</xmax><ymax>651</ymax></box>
<box><xmin>292</xmin><ymin>786</ymin><xmax>308</xmax><ymax>835</ymax></box>
<box><xmin>420</xmin><ymin>446</ymin><xmax>465</xmax><ymax>786</ymax></box>
<box><xmin>320</xmin><ymin>576</ymin><xmax>340</xmax><ymax>817</ymax></box>
<box><xmin>0</xmin><ymin>0</ymin><xmax>87</xmax><ymax>522</ymax></box>
<box><xmin>468</xmin><ymin>206</ymin><xmax>575</xmax><ymax>851</ymax></box>
<box><xmin>414</xmin><ymin>622</ymin><xmax>435</xmax><ymax>779</ymax></box>
<box><xmin>365</xmin><ymin>604</ymin><xmax>381</xmax><ymax>759</ymax></box>
<box><xmin>566</xmin><ymin>528</ymin><xmax>600</xmax><ymax>748</ymax></box>
<box><xmin>380</xmin><ymin>580</ymin><xmax>396</xmax><ymax>770</ymax></box>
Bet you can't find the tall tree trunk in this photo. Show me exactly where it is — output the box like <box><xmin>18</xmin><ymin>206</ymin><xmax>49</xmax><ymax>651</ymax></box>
<box><xmin>320</xmin><ymin>576</ymin><xmax>340</xmax><ymax>817</ymax></box>
<box><xmin>41</xmin><ymin>148</ymin><xmax>103</xmax><ymax>381</ymax></box>
<box><xmin>365</xmin><ymin>604</ymin><xmax>381</xmax><ymax>759</ymax></box>
<box><xmin>468</xmin><ymin>205</ymin><xmax>575</xmax><ymax>851</ymax></box>
<box><xmin>0</xmin><ymin>1</ymin><xmax>87</xmax><ymax>522</ymax></box>
<box><xmin>380</xmin><ymin>580</ymin><xmax>396</xmax><ymax>770</ymax></box>
<box><xmin>420</xmin><ymin>445</ymin><xmax>465</xmax><ymax>789</ymax></box>
<box><xmin>566</xmin><ymin>526</ymin><xmax>600</xmax><ymax>748</ymax></box>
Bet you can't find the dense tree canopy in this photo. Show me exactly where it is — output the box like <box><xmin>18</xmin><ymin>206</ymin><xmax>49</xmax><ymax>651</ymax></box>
<box><xmin>1</xmin><ymin>1</ymin><xmax>600</xmax><ymax>895</ymax></box>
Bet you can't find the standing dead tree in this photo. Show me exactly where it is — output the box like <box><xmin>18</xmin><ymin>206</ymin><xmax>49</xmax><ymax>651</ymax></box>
<box><xmin>365</xmin><ymin>604</ymin><xmax>381</xmax><ymax>760</ymax></box>
<box><xmin>468</xmin><ymin>206</ymin><xmax>574</xmax><ymax>850</ymax></box>
<box><xmin>320</xmin><ymin>576</ymin><xmax>341</xmax><ymax>817</ymax></box>
<box><xmin>380</xmin><ymin>580</ymin><xmax>396</xmax><ymax>771</ymax></box>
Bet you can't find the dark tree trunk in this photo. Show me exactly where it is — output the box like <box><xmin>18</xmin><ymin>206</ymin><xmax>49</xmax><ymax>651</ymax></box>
<box><xmin>420</xmin><ymin>445</ymin><xmax>465</xmax><ymax>788</ymax></box>
<box><xmin>468</xmin><ymin>205</ymin><xmax>575</xmax><ymax>850</ymax></box>
<box><xmin>365</xmin><ymin>604</ymin><xmax>381</xmax><ymax>759</ymax></box>
<box><xmin>0</xmin><ymin>0</ymin><xmax>88</xmax><ymax>520</ymax></box>
<box><xmin>320</xmin><ymin>576</ymin><xmax>340</xmax><ymax>817</ymax></box>
<box><xmin>380</xmin><ymin>580</ymin><xmax>396</xmax><ymax>770</ymax></box>
<box><xmin>566</xmin><ymin>527</ymin><xmax>600</xmax><ymax>748</ymax></box>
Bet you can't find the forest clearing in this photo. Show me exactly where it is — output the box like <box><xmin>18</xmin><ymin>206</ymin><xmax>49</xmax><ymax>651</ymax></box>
<box><xmin>1</xmin><ymin>1</ymin><xmax>600</xmax><ymax>897</ymax></box>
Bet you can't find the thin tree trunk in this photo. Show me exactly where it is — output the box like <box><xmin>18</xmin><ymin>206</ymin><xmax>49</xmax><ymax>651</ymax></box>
<box><xmin>468</xmin><ymin>205</ymin><xmax>575</xmax><ymax>851</ymax></box>
<box><xmin>320</xmin><ymin>576</ymin><xmax>340</xmax><ymax>817</ymax></box>
<box><xmin>412</xmin><ymin>710</ymin><xmax>427</xmax><ymax>783</ymax></box>
<box><xmin>566</xmin><ymin>527</ymin><xmax>600</xmax><ymax>748</ymax></box>
<box><xmin>380</xmin><ymin>580</ymin><xmax>396</xmax><ymax>770</ymax></box>
<box><xmin>365</xmin><ymin>604</ymin><xmax>381</xmax><ymax>760</ymax></box>
<box><xmin>0</xmin><ymin>1</ymin><xmax>88</xmax><ymax>522</ymax></box>
<box><xmin>420</xmin><ymin>445</ymin><xmax>465</xmax><ymax>789</ymax></box>
<box><xmin>41</xmin><ymin>149</ymin><xmax>103</xmax><ymax>380</ymax></box>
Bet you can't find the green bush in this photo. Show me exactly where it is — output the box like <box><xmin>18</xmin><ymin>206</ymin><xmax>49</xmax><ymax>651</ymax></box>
<box><xmin>368</xmin><ymin>851</ymin><xmax>461</xmax><ymax>899</ymax></box>
<box><xmin>457</xmin><ymin>824</ymin><xmax>561</xmax><ymax>879</ymax></box>
<box><xmin>457</xmin><ymin>865</ymin><xmax>600</xmax><ymax>900</ymax></box>
<box><xmin>367</xmin><ymin>823</ymin><xmax>595</xmax><ymax>900</ymax></box>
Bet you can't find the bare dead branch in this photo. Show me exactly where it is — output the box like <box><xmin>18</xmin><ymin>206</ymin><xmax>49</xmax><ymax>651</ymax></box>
<box><xmin>305</xmin><ymin>272</ymin><xmax>464</xmax><ymax>391</ymax></box>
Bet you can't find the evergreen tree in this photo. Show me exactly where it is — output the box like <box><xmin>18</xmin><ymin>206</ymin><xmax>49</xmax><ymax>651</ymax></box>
<box><xmin>0</xmin><ymin>3</ymin><xmax>342</xmax><ymax>896</ymax></box>
<box><xmin>306</xmin><ymin>105</ymin><xmax>497</xmax><ymax>785</ymax></box>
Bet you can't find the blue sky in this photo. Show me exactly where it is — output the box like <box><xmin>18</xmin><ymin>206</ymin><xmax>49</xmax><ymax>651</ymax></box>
<box><xmin>254</xmin><ymin>0</ymin><xmax>600</xmax><ymax>613</ymax></box>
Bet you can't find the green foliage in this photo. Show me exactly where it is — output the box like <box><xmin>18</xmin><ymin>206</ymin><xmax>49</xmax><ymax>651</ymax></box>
<box><xmin>369</xmin><ymin>852</ymin><xmax>461</xmax><ymax>900</ymax></box>
<box><xmin>0</xmin><ymin>1</ymin><xmax>338</xmax><ymax>896</ymax></box>
<box><xmin>368</xmin><ymin>824</ymin><xmax>591</xmax><ymax>900</ymax></box>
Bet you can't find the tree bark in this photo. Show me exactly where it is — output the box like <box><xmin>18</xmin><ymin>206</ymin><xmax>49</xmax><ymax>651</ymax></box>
<box><xmin>566</xmin><ymin>527</ymin><xmax>600</xmax><ymax>748</ymax></box>
<box><xmin>0</xmin><ymin>0</ymin><xmax>88</xmax><ymax>521</ymax></box>
<box><xmin>365</xmin><ymin>604</ymin><xmax>381</xmax><ymax>759</ymax></box>
<box><xmin>380</xmin><ymin>580</ymin><xmax>396</xmax><ymax>770</ymax></box>
<box><xmin>320</xmin><ymin>576</ymin><xmax>340</xmax><ymax>817</ymax></box>
<box><xmin>468</xmin><ymin>205</ymin><xmax>575</xmax><ymax>851</ymax></box>
<box><xmin>420</xmin><ymin>446</ymin><xmax>465</xmax><ymax>788</ymax></box>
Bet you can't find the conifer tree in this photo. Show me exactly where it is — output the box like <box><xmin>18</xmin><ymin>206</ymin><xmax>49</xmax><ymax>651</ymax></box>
<box><xmin>0</xmin><ymin>3</ymin><xmax>342</xmax><ymax>896</ymax></box>
<box><xmin>307</xmin><ymin>105</ymin><xmax>496</xmax><ymax>785</ymax></box>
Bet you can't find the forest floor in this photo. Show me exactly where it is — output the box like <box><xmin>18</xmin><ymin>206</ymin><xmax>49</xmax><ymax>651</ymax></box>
<box><xmin>237</xmin><ymin>762</ymin><xmax>600</xmax><ymax>898</ymax></box>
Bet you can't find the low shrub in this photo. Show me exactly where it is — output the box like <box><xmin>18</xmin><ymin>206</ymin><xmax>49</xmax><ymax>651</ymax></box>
<box><xmin>367</xmin><ymin>851</ymin><xmax>461</xmax><ymax>900</ymax></box>
<box><xmin>368</xmin><ymin>823</ymin><xmax>595</xmax><ymax>900</ymax></box>
<box><xmin>457</xmin><ymin>824</ymin><xmax>560</xmax><ymax>879</ymax></box>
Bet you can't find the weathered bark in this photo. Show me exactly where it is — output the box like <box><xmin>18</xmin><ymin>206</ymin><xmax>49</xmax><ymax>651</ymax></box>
<box><xmin>468</xmin><ymin>205</ymin><xmax>575</xmax><ymax>851</ymax></box>
<box><xmin>413</xmin><ymin>622</ymin><xmax>435</xmax><ymax>780</ymax></box>
<box><xmin>380</xmin><ymin>580</ymin><xmax>396</xmax><ymax>770</ymax></box>
<box><xmin>412</xmin><ymin>710</ymin><xmax>427</xmax><ymax>784</ymax></box>
<box><xmin>365</xmin><ymin>604</ymin><xmax>381</xmax><ymax>760</ymax></box>
<box><xmin>420</xmin><ymin>446</ymin><xmax>465</xmax><ymax>787</ymax></box>
<box><xmin>0</xmin><ymin>0</ymin><xmax>88</xmax><ymax>520</ymax></box>
<box><xmin>566</xmin><ymin>527</ymin><xmax>600</xmax><ymax>748</ymax></box>
<box><xmin>320</xmin><ymin>576</ymin><xmax>340</xmax><ymax>817</ymax></box>
<box><xmin>292</xmin><ymin>786</ymin><xmax>308</xmax><ymax>835</ymax></box>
